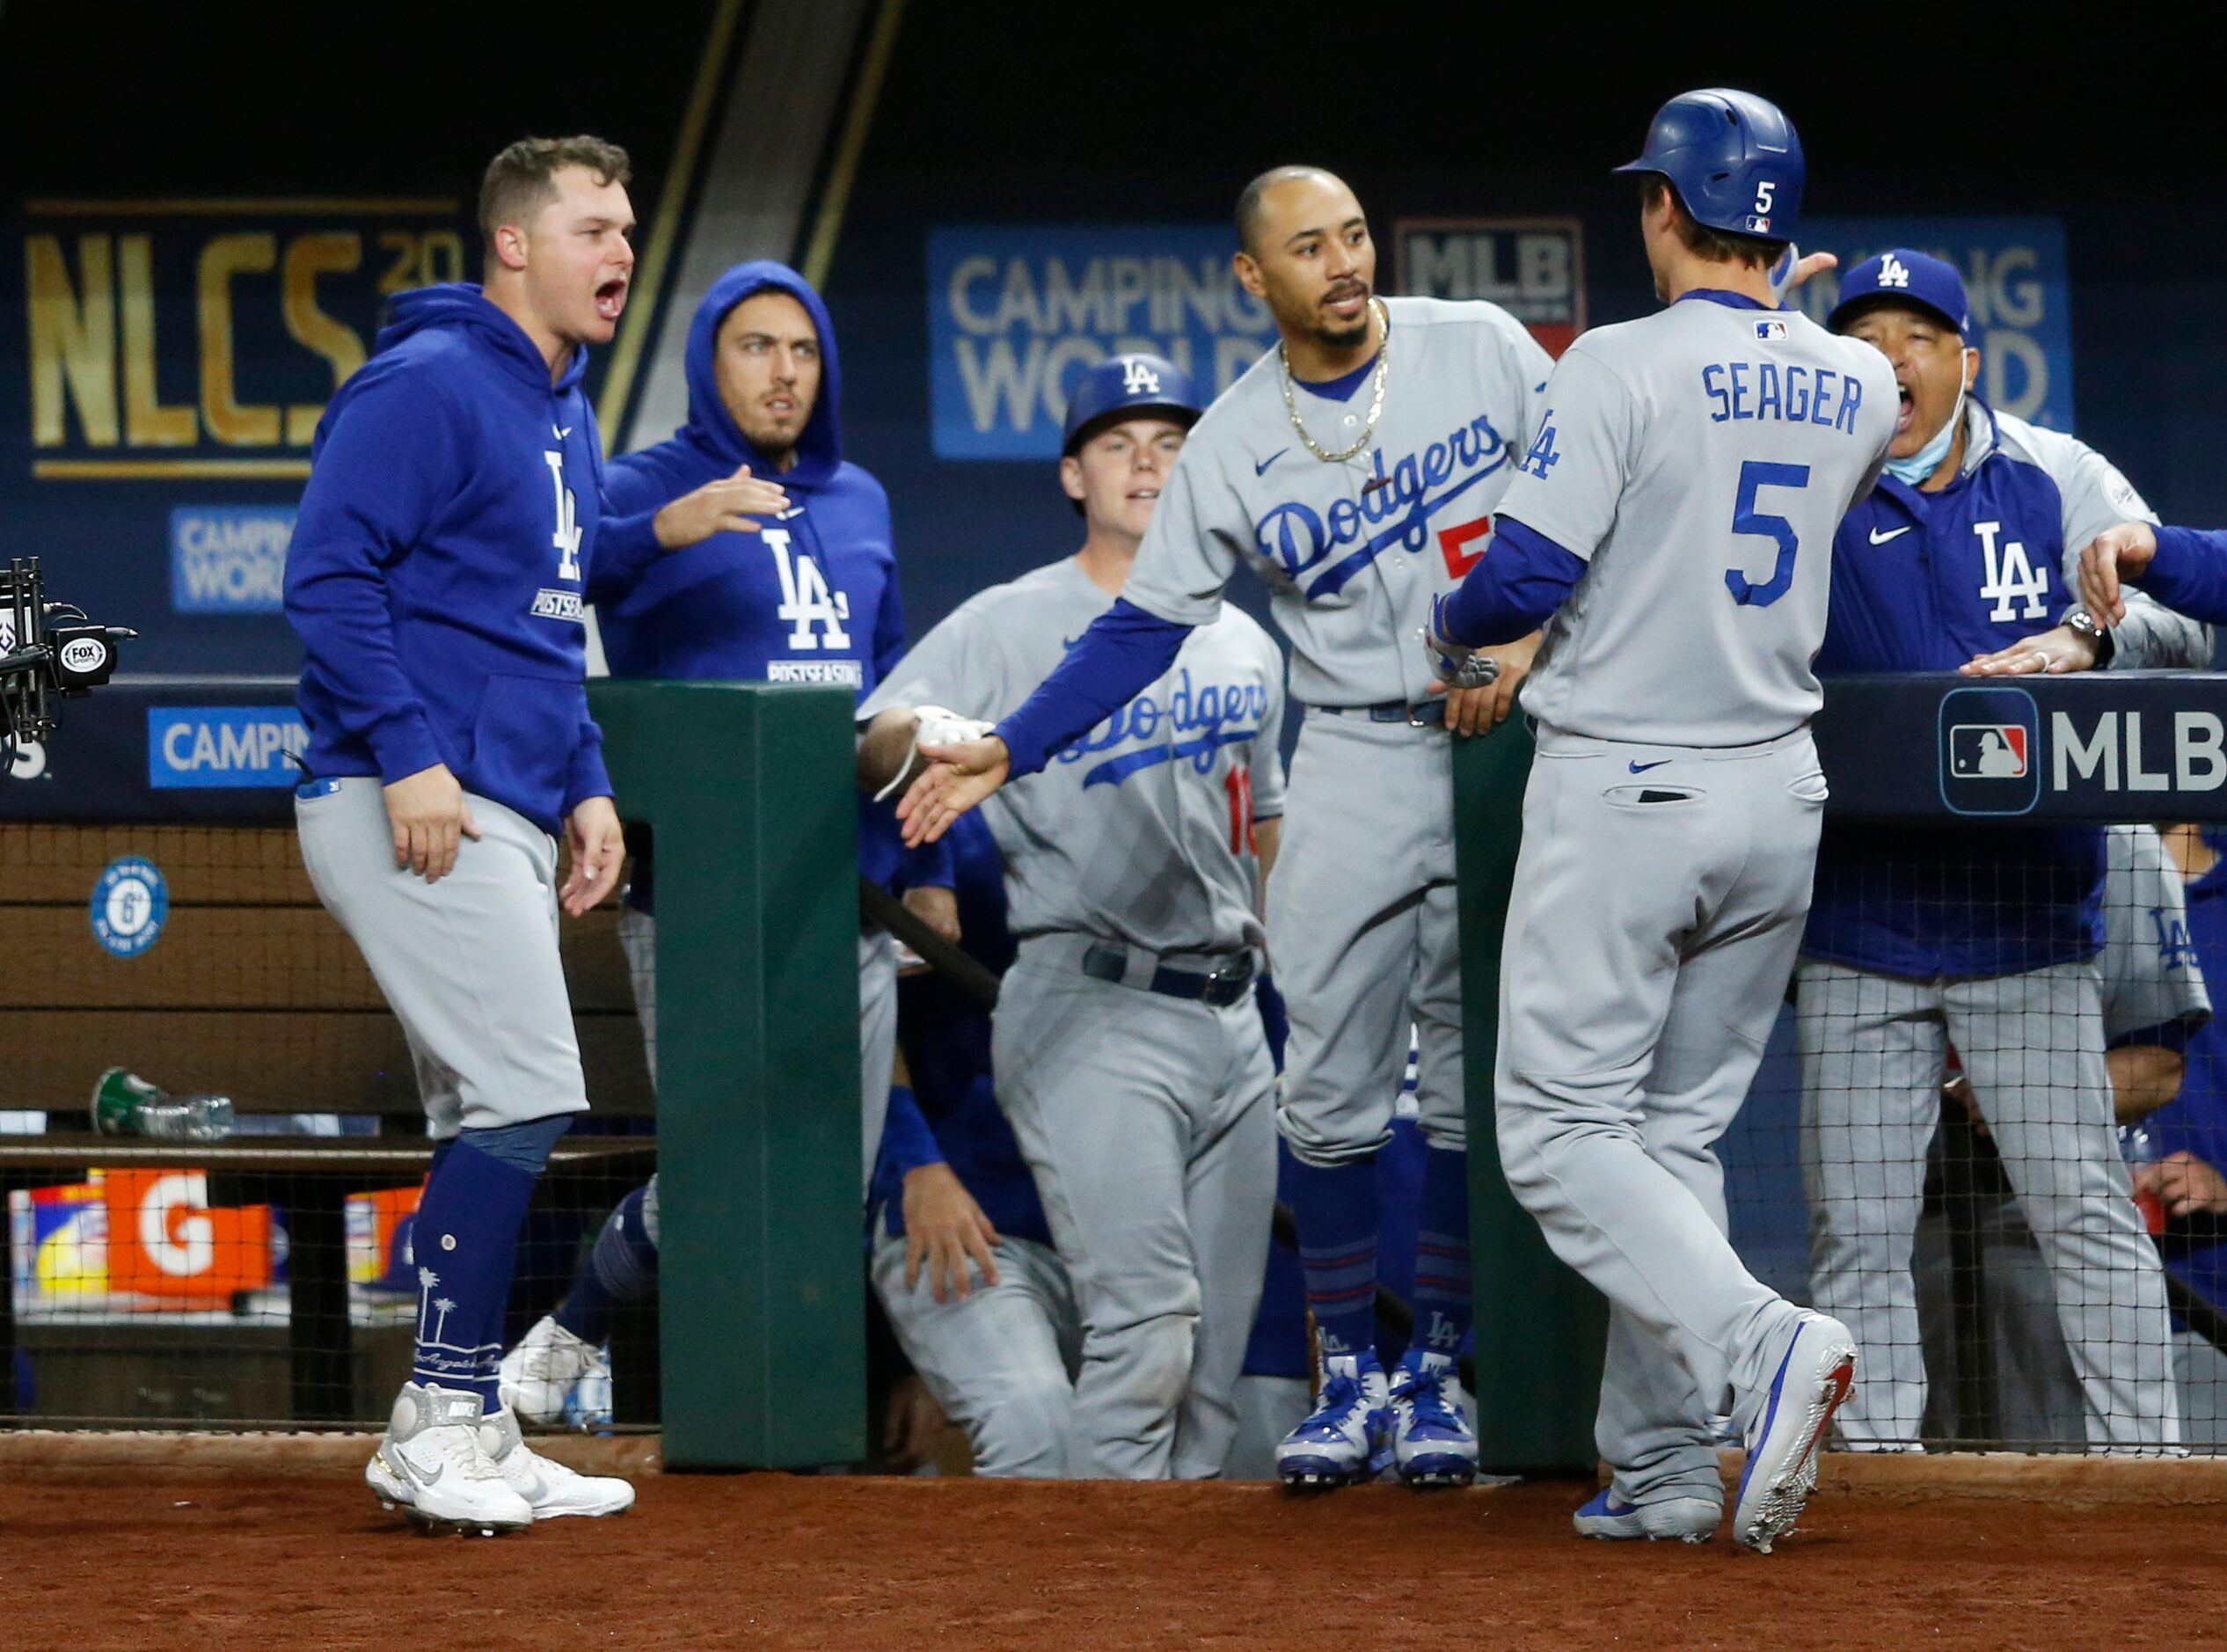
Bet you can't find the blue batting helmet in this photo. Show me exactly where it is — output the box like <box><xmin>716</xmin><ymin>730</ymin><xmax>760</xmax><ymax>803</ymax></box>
<box><xmin>1060</xmin><ymin>353</ymin><xmax>1201</xmax><ymax>457</ymax></box>
<box><xmin>1613</xmin><ymin>88</ymin><xmax>1805</xmax><ymax>243</ymax></box>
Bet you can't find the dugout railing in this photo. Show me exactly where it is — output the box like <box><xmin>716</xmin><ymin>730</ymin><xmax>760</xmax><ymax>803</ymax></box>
<box><xmin>1457</xmin><ymin>670</ymin><xmax>2227</xmax><ymax>1471</ymax></box>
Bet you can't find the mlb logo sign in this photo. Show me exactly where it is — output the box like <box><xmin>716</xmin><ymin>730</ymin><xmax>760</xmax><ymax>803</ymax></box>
<box><xmin>1948</xmin><ymin>723</ymin><xmax>2029</xmax><ymax>778</ymax></box>
<box><xmin>1754</xmin><ymin>318</ymin><xmax>1788</xmax><ymax>342</ymax></box>
<box><xmin>1939</xmin><ymin>686</ymin><xmax>2040</xmax><ymax>816</ymax></box>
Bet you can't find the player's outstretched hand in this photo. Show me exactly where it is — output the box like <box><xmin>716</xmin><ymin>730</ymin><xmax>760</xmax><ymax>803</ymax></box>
<box><xmin>2133</xmin><ymin>1150</ymin><xmax>2227</xmax><ymax>1219</ymax></box>
<box><xmin>560</xmin><ymin>794</ymin><xmax>625</xmax><ymax>917</ymax></box>
<box><xmin>896</xmin><ymin>735</ymin><xmax>1011</xmax><ymax>846</ymax></box>
<box><xmin>2078</xmin><ymin>521</ymin><xmax>2158</xmax><ymax>626</ymax></box>
<box><xmin>383</xmin><ymin>763</ymin><xmax>480</xmax><ymax>883</ymax></box>
<box><xmin>653</xmin><ymin>463</ymin><xmax>792</xmax><ymax>549</ymax></box>
<box><xmin>1769</xmin><ymin>245</ymin><xmax>1838</xmax><ymax>303</ymax></box>
<box><xmin>1959</xmin><ymin>623</ymin><xmax>2101</xmax><ymax>677</ymax></box>
<box><xmin>1429</xmin><ymin>631</ymin><xmax>1540</xmax><ymax>736</ymax></box>
<box><xmin>902</xmin><ymin>1162</ymin><xmax>1002</xmax><ymax>1303</ymax></box>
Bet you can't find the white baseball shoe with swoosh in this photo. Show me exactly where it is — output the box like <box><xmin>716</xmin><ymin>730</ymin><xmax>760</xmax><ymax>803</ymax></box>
<box><xmin>1733</xmin><ymin>1311</ymin><xmax>1857</xmax><ymax>1554</ymax></box>
<box><xmin>478</xmin><ymin>1404</ymin><xmax>635</xmax><ymax>1518</ymax></box>
<box><xmin>365</xmin><ymin>1382</ymin><xmax>533</xmax><ymax>1535</ymax></box>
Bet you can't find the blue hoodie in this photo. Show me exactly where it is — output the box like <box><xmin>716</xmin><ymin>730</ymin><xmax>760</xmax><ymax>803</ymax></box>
<box><xmin>287</xmin><ymin>283</ymin><xmax>657</xmax><ymax>834</ymax></box>
<box><xmin>599</xmin><ymin>261</ymin><xmax>946</xmax><ymax>903</ymax></box>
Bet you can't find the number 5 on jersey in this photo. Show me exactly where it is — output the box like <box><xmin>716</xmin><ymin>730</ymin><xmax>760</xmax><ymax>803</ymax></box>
<box><xmin>1725</xmin><ymin>459</ymin><xmax>1809</xmax><ymax>608</ymax></box>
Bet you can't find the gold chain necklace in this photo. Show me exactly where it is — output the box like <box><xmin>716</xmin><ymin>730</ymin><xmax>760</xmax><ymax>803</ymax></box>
<box><xmin>1278</xmin><ymin>296</ymin><xmax>1390</xmax><ymax>464</ymax></box>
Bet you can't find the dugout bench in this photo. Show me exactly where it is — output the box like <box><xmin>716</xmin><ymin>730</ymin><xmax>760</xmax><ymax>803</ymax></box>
<box><xmin>0</xmin><ymin>677</ymin><xmax>864</xmax><ymax>1466</ymax></box>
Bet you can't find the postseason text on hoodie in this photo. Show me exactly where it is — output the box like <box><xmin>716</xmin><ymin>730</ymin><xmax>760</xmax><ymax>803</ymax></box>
<box><xmin>286</xmin><ymin>283</ymin><xmax>657</xmax><ymax>836</ymax></box>
<box><xmin>597</xmin><ymin>260</ymin><xmax>946</xmax><ymax>900</ymax></box>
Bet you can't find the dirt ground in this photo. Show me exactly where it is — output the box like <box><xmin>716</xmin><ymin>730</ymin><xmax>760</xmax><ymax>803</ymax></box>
<box><xmin>3</xmin><ymin>1468</ymin><xmax>2222</xmax><ymax>1650</ymax></box>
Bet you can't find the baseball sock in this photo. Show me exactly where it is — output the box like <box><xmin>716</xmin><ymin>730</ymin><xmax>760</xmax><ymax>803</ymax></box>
<box><xmin>554</xmin><ymin>1182</ymin><xmax>661</xmax><ymax>1346</ymax></box>
<box><xmin>1411</xmin><ymin>1143</ymin><xmax>1473</xmax><ymax>1359</ymax></box>
<box><xmin>1289</xmin><ymin>1157</ymin><xmax>1380</xmax><ymax>1363</ymax></box>
<box><xmin>409</xmin><ymin>1118</ymin><xmax>567</xmax><ymax>1407</ymax></box>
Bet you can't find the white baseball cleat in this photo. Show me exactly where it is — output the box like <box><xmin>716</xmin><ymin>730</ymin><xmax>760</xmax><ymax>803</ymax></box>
<box><xmin>1733</xmin><ymin>1311</ymin><xmax>1857</xmax><ymax>1554</ymax></box>
<box><xmin>1276</xmin><ymin>1351</ymin><xmax>1392</xmax><ymax>1488</ymax></box>
<box><xmin>478</xmin><ymin>1403</ymin><xmax>635</xmax><ymax>1518</ymax></box>
<box><xmin>499</xmin><ymin>1315</ymin><xmax>601</xmax><ymax>1427</ymax></box>
<box><xmin>365</xmin><ymin>1382</ymin><xmax>533</xmax><ymax>1535</ymax></box>
<box><xmin>1573</xmin><ymin>1488</ymin><xmax>1720</xmax><ymax>1543</ymax></box>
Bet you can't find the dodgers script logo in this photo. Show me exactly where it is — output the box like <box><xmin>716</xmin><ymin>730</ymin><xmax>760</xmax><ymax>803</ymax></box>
<box><xmin>1054</xmin><ymin>668</ymin><xmax>1267</xmax><ymax>787</ymax></box>
<box><xmin>1253</xmin><ymin>413</ymin><xmax>1509</xmax><ymax>599</ymax></box>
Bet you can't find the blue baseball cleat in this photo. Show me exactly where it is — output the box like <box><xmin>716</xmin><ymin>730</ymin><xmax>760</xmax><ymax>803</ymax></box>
<box><xmin>1277</xmin><ymin>1351</ymin><xmax>1391</xmax><ymax>1489</ymax></box>
<box><xmin>1388</xmin><ymin>1349</ymin><xmax>1478</xmax><ymax>1488</ymax></box>
<box><xmin>1734</xmin><ymin>1310</ymin><xmax>1857</xmax><ymax>1553</ymax></box>
<box><xmin>1573</xmin><ymin>1488</ymin><xmax>1720</xmax><ymax>1543</ymax></box>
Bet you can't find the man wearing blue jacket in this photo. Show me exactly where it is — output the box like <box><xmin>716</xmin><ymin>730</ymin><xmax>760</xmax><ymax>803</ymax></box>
<box><xmin>496</xmin><ymin>259</ymin><xmax>953</xmax><ymax>1422</ymax></box>
<box><xmin>288</xmin><ymin>138</ymin><xmax>785</xmax><ymax>1532</ymax></box>
<box><xmin>2080</xmin><ymin>521</ymin><xmax>2227</xmax><ymax>635</ymax></box>
<box><xmin>1797</xmin><ymin>249</ymin><xmax>2203</xmax><ymax>1452</ymax></box>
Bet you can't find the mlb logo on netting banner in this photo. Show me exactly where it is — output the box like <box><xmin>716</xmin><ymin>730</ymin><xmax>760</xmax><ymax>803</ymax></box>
<box><xmin>1754</xmin><ymin>318</ymin><xmax>1788</xmax><ymax>342</ymax></box>
<box><xmin>1939</xmin><ymin>686</ymin><xmax>2041</xmax><ymax>816</ymax></box>
<box><xmin>1948</xmin><ymin>723</ymin><xmax>2028</xmax><ymax>778</ymax></box>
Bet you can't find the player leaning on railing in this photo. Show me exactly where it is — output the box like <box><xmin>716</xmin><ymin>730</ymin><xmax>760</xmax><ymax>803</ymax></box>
<box><xmin>1795</xmin><ymin>250</ymin><xmax>2207</xmax><ymax>1454</ymax></box>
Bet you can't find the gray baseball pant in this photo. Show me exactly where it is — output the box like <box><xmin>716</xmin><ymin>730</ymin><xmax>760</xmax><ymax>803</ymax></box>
<box><xmin>1496</xmin><ymin>727</ymin><xmax>1824</xmax><ymax>1505</ymax></box>
<box><xmin>994</xmin><ymin>935</ymin><xmax>1275</xmax><ymax>1479</ymax></box>
<box><xmin>871</xmin><ymin>1232</ymin><xmax>1080</xmax><ymax>1476</ymax></box>
<box><xmin>296</xmin><ymin>778</ymin><xmax>586</xmax><ymax>1135</ymax></box>
<box><xmin>1798</xmin><ymin>958</ymin><xmax>2181</xmax><ymax>1451</ymax></box>
<box><xmin>1273</xmin><ymin>713</ymin><xmax>1465</xmax><ymax>1163</ymax></box>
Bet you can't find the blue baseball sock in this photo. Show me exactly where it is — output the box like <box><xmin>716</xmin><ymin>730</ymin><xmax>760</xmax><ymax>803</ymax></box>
<box><xmin>1411</xmin><ymin>1144</ymin><xmax>1473</xmax><ymax>1361</ymax></box>
<box><xmin>554</xmin><ymin>1181</ymin><xmax>661</xmax><ymax>1346</ymax></box>
<box><xmin>1289</xmin><ymin>1156</ymin><xmax>1380</xmax><ymax>1363</ymax></box>
<box><xmin>409</xmin><ymin>1118</ymin><xmax>566</xmax><ymax>1407</ymax></box>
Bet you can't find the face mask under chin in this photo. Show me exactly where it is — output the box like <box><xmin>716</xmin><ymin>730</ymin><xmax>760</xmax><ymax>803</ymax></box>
<box><xmin>1883</xmin><ymin>373</ymin><xmax>1968</xmax><ymax>486</ymax></box>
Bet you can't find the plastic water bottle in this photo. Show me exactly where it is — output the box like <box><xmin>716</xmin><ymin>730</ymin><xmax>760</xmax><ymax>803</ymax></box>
<box><xmin>90</xmin><ymin>1068</ymin><xmax>234</xmax><ymax>1142</ymax></box>
<box><xmin>2121</xmin><ymin>1124</ymin><xmax>2165</xmax><ymax>1236</ymax></box>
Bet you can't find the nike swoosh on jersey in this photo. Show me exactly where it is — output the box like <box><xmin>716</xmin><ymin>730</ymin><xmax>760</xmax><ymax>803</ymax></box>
<box><xmin>1628</xmin><ymin>759</ymin><xmax>1672</xmax><ymax>773</ymax></box>
<box><xmin>1254</xmin><ymin>449</ymin><xmax>1289</xmax><ymax>476</ymax></box>
<box><xmin>1867</xmin><ymin>525</ymin><xmax>1913</xmax><ymax>545</ymax></box>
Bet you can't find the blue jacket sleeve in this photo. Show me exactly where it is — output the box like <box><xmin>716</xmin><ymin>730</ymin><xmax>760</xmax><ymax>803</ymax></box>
<box><xmin>2139</xmin><ymin>528</ymin><xmax>2227</xmax><ymax>626</ymax></box>
<box><xmin>993</xmin><ymin>598</ymin><xmax>1190</xmax><ymax>777</ymax></box>
<box><xmin>563</xmin><ymin>719</ymin><xmax>613</xmax><ymax>814</ymax></box>
<box><xmin>877</xmin><ymin>1085</ymin><xmax>944</xmax><ymax>1180</ymax></box>
<box><xmin>285</xmin><ymin>368</ymin><xmax>460</xmax><ymax>784</ymax></box>
<box><xmin>584</xmin><ymin>509</ymin><xmax>666</xmax><ymax>607</ymax></box>
<box><xmin>1440</xmin><ymin>516</ymin><xmax>1588</xmax><ymax>647</ymax></box>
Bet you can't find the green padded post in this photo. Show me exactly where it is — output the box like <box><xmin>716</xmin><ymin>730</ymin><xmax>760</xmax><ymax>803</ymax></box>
<box><xmin>1452</xmin><ymin>718</ymin><xmax>1609</xmax><ymax>1475</ymax></box>
<box><xmin>589</xmin><ymin>680</ymin><xmax>863</xmax><ymax>1468</ymax></box>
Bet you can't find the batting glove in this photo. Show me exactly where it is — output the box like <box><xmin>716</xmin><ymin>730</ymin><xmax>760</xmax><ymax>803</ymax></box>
<box><xmin>873</xmin><ymin>705</ymin><xmax>997</xmax><ymax>801</ymax></box>
<box><xmin>1420</xmin><ymin>594</ymin><xmax>1500</xmax><ymax>690</ymax></box>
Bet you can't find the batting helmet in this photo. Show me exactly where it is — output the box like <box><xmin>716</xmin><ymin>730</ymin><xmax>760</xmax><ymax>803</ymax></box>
<box><xmin>1060</xmin><ymin>353</ymin><xmax>1202</xmax><ymax>457</ymax></box>
<box><xmin>1613</xmin><ymin>89</ymin><xmax>1805</xmax><ymax>244</ymax></box>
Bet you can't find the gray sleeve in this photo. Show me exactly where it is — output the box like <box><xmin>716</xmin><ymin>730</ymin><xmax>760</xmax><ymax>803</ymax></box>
<box><xmin>1114</xmin><ymin>436</ymin><xmax>1245</xmax><ymax>626</ymax></box>
<box><xmin>1248</xmin><ymin>632</ymin><xmax>1289</xmax><ymax>821</ymax></box>
<box><xmin>2041</xmin><ymin>432</ymin><xmax>2211</xmax><ymax>668</ymax></box>
<box><xmin>1493</xmin><ymin>306</ymin><xmax>1559</xmax><ymax>451</ymax></box>
<box><xmin>1490</xmin><ymin>344</ymin><xmax>1639</xmax><ymax>560</ymax></box>
<box><xmin>2101</xmin><ymin>827</ymin><xmax>2213</xmax><ymax>1043</ymax></box>
<box><xmin>857</xmin><ymin>600</ymin><xmax>997</xmax><ymax>724</ymax></box>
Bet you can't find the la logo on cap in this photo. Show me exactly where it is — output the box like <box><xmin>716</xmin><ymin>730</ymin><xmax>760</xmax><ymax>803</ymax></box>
<box><xmin>1121</xmin><ymin>359</ymin><xmax>1160</xmax><ymax>395</ymax></box>
<box><xmin>1879</xmin><ymin>254</ymin><xmax>1912</xmax><ymax>289</ymax></box>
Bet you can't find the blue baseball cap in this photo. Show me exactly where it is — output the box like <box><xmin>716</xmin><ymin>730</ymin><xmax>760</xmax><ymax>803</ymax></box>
<box><xmin>1060</xmin><ymin>352</ymin><xmax>1201</xmax><ymax>457</ymax></box>
<box><xmin>1828</xmin><ymin>249</ymin><xmax>1972</xmax><ymax>336</ymax></box>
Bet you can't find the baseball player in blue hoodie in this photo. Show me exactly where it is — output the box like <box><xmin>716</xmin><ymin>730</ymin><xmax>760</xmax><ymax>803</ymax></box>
<box><xmin>288</xmin><ymin>137</ymin><xmax>785</xmax><ymax>1534</ymax></box>
<box><xmin>495</xmin><ymin>259</ymin><xmax>954</xmax><ymax>1420</ymax></box>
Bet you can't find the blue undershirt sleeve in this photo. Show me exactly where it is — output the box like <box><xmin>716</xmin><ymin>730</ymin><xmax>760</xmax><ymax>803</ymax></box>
<box><xmin>1441</xmin><ymin>516</ymin><xmax>1588</xmax><ymax>646</ymax></box>
<box><xmin>992</xmin><ymin>598</ymin><xmax>1191</xmax><ymax>777</ymax></box>
<box><xmin>879</xmin><ymin>1085</ymin><xmax>944</xmax><ymax>1179</ymax></box>
<box><xmin>2139</xmin><ymin>528</ymin><xmax>2227</xmax><ymax>626</ymax></box>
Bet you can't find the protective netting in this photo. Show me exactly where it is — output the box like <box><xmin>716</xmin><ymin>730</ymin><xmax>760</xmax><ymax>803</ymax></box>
<box><xmin>1727</xmin><ymin>821</ymin><xmax>2227</xmax><ymax>1453</ymax></box>
<box><xmin>0</xmin><ymin>822</ymin><xmax>653</xmax><ymax>1428</ymax></box>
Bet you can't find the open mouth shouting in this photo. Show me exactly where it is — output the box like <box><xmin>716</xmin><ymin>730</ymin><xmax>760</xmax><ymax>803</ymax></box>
<box><xmin>1895</xmin><ymin>377</ymin><xmax>1915</xmax><ymax>436</ymax></box>
<box><xmin>595</xmin><ymin>275</ymin><xmax>630</xmax><ymax>322</ymax></box>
